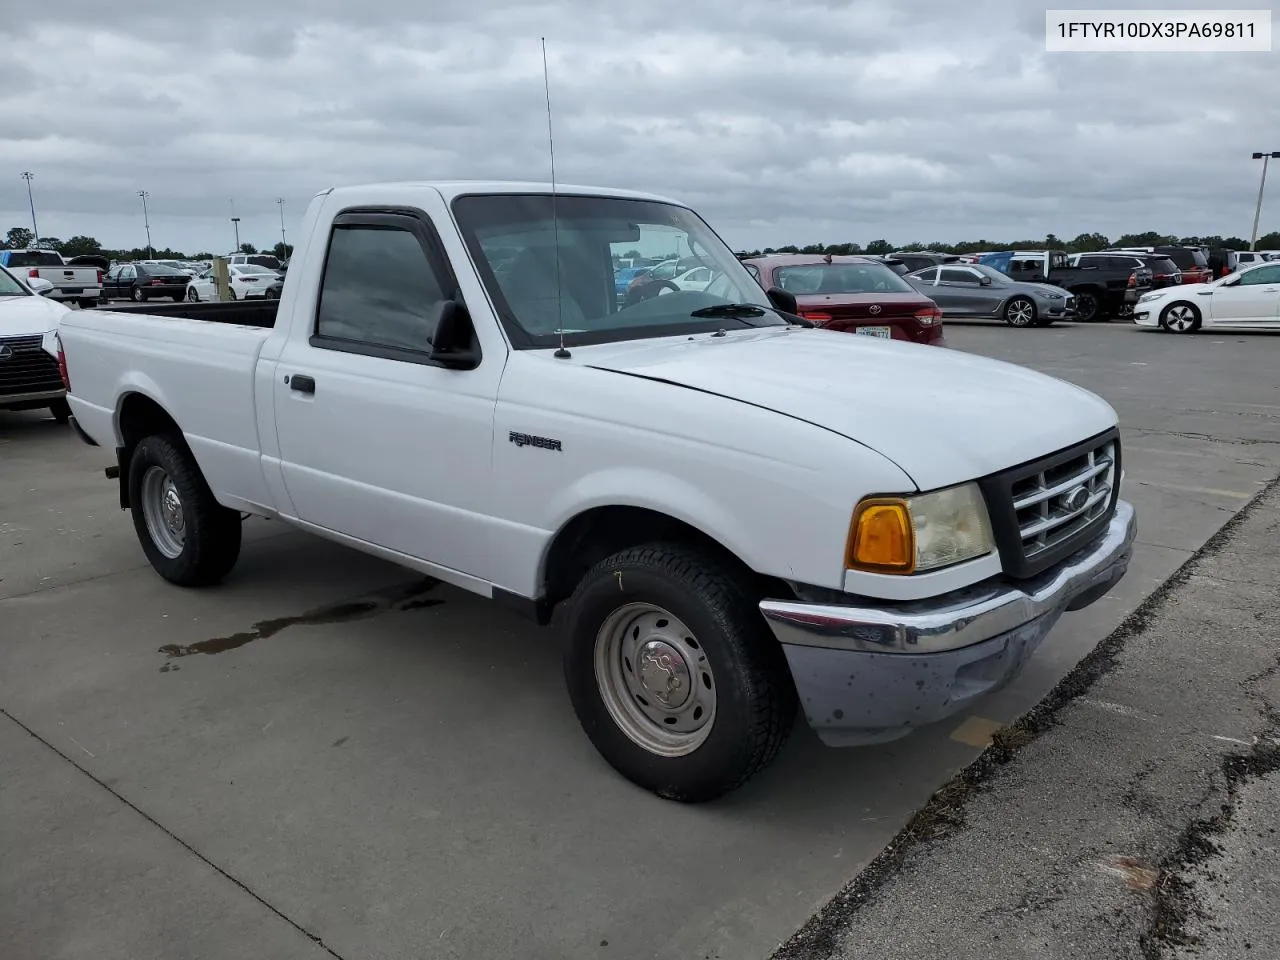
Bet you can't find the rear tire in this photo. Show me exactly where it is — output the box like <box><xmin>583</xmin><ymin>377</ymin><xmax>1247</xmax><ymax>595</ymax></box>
<box><xmin>172</xmin><ymin>294</ymin><xmax>184</xmax><ymax>302</ymax></box>
<box><xmin>127</xmin><ymin>435</ymin><xmax>242</xmax><ymax>586</ymax></box>
<box><xmin>562</xmin><ymin>543</ymin><xmax>796</xmax><ymax>802</ymax></box>
<box><xmin>77</xmin><ymin>299</ymin><xmax>97</xmax><ymax>309</ymax></box>
<box><xmin>130</xmin><ymin>286</ymin><xmax>142</xmax><ymax>303</ymax></box>
<box><xmin>49</xmin><ymin>399</ymin><xmax>71</xmax><ymax>423</ymax></box>
<box><xmin>1072</xmin><ymin>291</ymin><xmax>1100</xmax><ymax>322</ymax></box>
<box><xmin>187</xmin><ymin>287</ymin><xmax>200</xmax><ymax>302</ymax></box>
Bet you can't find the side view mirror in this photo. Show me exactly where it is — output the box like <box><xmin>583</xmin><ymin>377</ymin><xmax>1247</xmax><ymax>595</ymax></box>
<box><xmin>28</xmin><ymin>277</ymin><xmax>55</xmax><ymax>296</ymax></box>
<box><xmin>428</xmin><ymin>299</ymin><xmax>482</xmax><ymax>370</ymax></box>
<box><xmin>766</xmin><ymin>286</ymin><xmax>798</xmax><ymax>315</ymax></box>
<box><xmin>979</xmin><ymin>276</ymin><xmax>992</xmax><ymax>286</ymax></box>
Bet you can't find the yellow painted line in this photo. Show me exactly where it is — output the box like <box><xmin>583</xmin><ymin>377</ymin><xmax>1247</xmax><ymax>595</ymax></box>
<box><xmin>1133</xmin><ymin>480</ymin><xmax>1255</xmax><ymax>499</ymax></box>
<box><xmin>950</xmin><ymin>716</ymin><xmax>1005</xmax><ymax>748</ymax></box>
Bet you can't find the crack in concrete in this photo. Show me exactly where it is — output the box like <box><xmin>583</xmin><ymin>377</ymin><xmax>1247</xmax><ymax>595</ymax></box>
<box><xmin>0</xmin><ymin>707</ymin><xmax>350</xmax><ymax>960</ymax></box>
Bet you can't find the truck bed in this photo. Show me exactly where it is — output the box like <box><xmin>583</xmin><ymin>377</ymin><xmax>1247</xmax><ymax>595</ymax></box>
<box><xmin>91</xmin><ymin>299</ymin><xmax>278</xmax><ymax>328</ymax></box>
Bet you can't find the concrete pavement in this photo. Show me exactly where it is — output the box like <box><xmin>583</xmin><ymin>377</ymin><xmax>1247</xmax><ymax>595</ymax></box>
<box><xmin>2</xmin><ymin>321</ymin><xmax>1279</xmax><ymax>959</ymax></box>
<box><xmin>776</xmin><ymin>476</ymin><xmax>1280</xmax><ymax>960</ymax></box>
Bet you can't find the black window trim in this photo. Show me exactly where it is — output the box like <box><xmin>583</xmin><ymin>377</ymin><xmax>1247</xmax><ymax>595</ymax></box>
<box><xmin>308</xmin><ymin>206</ymin><xmax>478</xmax><ymax>370</ymax></box>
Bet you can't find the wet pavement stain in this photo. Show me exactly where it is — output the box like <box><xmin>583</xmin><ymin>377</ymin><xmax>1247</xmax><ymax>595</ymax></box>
<box><xmin>157</xmin><ymin>577</ymin><xmax>442</xmax><ymax>663</ymax></box>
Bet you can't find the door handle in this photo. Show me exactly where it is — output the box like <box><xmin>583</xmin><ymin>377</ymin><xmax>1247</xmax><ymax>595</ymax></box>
<box><xmin>288</xmin><ymin>374</ymin><xmax>316</xmax><ymax>394</ymax></box>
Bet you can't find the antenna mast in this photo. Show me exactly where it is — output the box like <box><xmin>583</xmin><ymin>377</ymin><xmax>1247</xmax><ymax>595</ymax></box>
<box><xmin>542</xmin><ymin>37</ymin><xmax>570</xmax><ymax>359</ymax></box>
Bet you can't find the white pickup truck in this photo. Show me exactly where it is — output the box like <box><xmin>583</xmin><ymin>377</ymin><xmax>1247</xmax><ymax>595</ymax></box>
<box><xmin>0</xmin><ymin>248</ymin><xmax>103</xmax><ymax>308</ymax></box>
<box><xmin>55</xmin><ymin>181</ymin><xmax>1136</xmax><ymax>801</ymax></box>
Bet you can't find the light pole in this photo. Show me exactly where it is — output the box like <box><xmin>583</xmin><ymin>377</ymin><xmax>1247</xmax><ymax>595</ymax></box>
<box><xmin>231</xmin><ymin>217</ymin><xmax>241</xmax><ymax>252</ymax></box>
<box><xmin>276</xmin><ymin>197</ymin><xmax>287</xmax><ymax>255</ymax></box>
<box><xmin>138</xmin><ymin>190</ymin><xmax>153</xmax><ymax>257</ymax></box>
<box><xmin>21</xmin><ymin>172</ymin><xmax>39</xmax><ymax>244</ymax></box>
<box><xmin>1249</xmin><ymin>151</ymin><xmax>1280</xmax><ymax>250</ymax></box>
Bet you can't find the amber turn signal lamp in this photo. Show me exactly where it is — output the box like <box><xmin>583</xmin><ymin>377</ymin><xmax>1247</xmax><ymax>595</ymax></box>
<box><xmin>846</xmin><ymin>499</ymin><xmax>915</xmax><ymax>573</ymax></box>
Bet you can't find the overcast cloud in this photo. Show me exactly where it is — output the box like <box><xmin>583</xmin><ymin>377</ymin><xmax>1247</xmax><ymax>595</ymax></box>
<box><xmin>1</xmin><ymin>0</ymin><xmax>1277</xmax><ymax>253</ymax></box>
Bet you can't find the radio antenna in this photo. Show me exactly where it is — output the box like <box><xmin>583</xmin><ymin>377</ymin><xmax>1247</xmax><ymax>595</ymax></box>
<box><xmin>542</xmin><ymin>37</ymin><xmax>571</xmax><ymax>360</ymax></box>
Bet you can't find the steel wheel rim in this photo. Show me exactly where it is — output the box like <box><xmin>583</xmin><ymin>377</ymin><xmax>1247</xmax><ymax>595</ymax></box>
<box><xmin>140</xmin><ymin>466</ymin><xmax>186</xmax><ymax>559</ymax></box>
<box><xmin>1166</xmin><ymin>305</ymin><xmax>1195</xmax><ymax>331</ymax></box>
<box><xmin>1008</xmin><ymin>299</ymin><xmax>1033</xmax><ymax>325</ymax></box>
<box><xmin>594</xmin><ymin>602</ymin><xmax>717</xmax><ymax>757</ymax></box>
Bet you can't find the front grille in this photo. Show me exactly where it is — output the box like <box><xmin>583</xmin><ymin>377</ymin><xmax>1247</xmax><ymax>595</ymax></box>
<box><xmin>1011</xmin><ymin>440</ymin><xmax>1115</xmax><ymax>560</ymax></box>
<box><xmin>0</xmin><ymin>334</ymin><xmax>63</xmax><ymax>397</ymax></box>
<box><xmin>979</xmin><ymin>429</ymin><xmax>1121</xmax><ymax>579</ymax></box>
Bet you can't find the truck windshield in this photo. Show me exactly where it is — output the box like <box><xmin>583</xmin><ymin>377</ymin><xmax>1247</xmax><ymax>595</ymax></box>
<box><xmin>452</xmin><ymin>194</ymin><xmax>782</xmax><ymax>349</ymax></box>
<box><xmin>0</xmin><ymin>267</ymin><xmax>30</xmax><ymax>296</ymax></box>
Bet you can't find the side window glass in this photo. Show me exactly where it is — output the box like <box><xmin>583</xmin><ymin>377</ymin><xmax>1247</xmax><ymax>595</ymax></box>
<box><xmin>913</xmin><ymin>268</ymin><xmax>938</xmax><ymax>283</ymax></box>
<box><xmin>315</xmin><ymin>225</ymin><xmax>446</xmax><ymax>353</ymax></box>
<box><xmin>939</xmin><ymin>267</ymin><xmax>976</xmax><ymax>284</ymax></box>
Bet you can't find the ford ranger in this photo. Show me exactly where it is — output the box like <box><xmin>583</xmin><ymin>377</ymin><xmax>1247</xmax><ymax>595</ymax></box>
<box><xmin>54</xmin><ymin>181</ymin><xmax>1136</xmax><ymax>801</ymax></box>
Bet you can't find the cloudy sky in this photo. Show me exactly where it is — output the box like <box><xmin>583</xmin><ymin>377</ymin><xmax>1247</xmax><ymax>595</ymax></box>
<box><xmin>1</xmin><ymin>0</ymin><xmax>1276</xmax><ymax>254</ymax></box>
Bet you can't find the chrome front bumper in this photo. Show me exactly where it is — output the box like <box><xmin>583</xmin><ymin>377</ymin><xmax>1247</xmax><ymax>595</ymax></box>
<box><xmin>760</xmin><ymin>499</ymin><xmax>1136</xmax><ymax>746</ymax></box>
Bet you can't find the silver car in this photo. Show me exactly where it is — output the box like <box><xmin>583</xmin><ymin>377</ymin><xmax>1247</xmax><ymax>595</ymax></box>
<box><xmin>906</xmin><ymin>263</ymin><xmax>1076</xmax><ymax>327</ymax></box>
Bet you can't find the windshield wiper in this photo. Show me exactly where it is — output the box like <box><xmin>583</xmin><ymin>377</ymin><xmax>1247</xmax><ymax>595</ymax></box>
<box><xmin>689</xmin><ymin>303</ymin><xmax>766</xmax><ymax>318</ymax></box>
<box><xmin>690</xmin><ymin>302</ymin><xmax>813</xmax><ymax>328</ymax></box>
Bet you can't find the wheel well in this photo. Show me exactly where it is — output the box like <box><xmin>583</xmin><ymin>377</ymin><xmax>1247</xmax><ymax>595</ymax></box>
<box><xmin>538</xmin><ymin>506</ymin><xmax>792</xmax><ymax>623</ymax></box>
<box><xmin>115</xmin><ymin>393</ymin><xmax>183</xmax><ymax>507</ymax></box>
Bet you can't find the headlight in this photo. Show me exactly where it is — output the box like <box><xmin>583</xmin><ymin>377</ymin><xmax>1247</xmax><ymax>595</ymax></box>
<box><xmin>1137</xmin><ymin>292</ymin><xmax>1161</xmax><ymax>304</ymax></box>
<box><xmin>846</xmin><ymin>483</ymin><xmax>995</xmax><ymax>574</ymax></box>
<box><xmin>1038</xmin><ymin>291</ymin><xmax>1064</xmax><ymax>300</ymax></box>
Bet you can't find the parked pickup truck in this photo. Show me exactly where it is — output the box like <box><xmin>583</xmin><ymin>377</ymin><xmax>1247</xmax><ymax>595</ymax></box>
<box><xmin>55</xmin><ymin>181</ymin><xmax>1136</xmax><ymax>801</ymax></box>
<box><xmin>0</xmin><ymin>249</ymin><xmax>103</xmax><ymax>308</ymax></box>
<box><xmin>979</xmin><ymin>249</ymin><xmax>1151</xmax><ymax>322</ymax></box>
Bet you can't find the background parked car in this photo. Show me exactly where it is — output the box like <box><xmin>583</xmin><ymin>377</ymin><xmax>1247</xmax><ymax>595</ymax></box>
<box><xmin>906</xmin><ymin>262</ymin><xmax>1075</xmax><ymax>327</ymax></box>
<box><xmin>141</xmin><ymin>259</ymin><xmax>198</xmax><ymax>277</ymax></box>
<box><xmin>102</xmin><ymin>263</ymin><xmax>191</xmax><ymax>302</ymax></box>
<box><xmin>1135</xmin><ymin>261</ymin><xmax>1280</xmax><ymax>334</ymax></box>
<box><xmin>1073</xmin><ymin>252</ymin><xmax>1182</xmax><ymax>289</ymax></box>
<box><xmin>979</xmin><ymin>249</ymin><xmax>1150</xmax><ymax>321</ymax></box>
<box><xmin>0</xmin><ymin>249</ymin><xmax>103</xmax><ymax>308</ymax></box>
<box><xmin>186</xmin><ymin>264</ymin><xmax>282</xmax><ymax>301</ymax></box>
<box><xmin>1116</xmin><ymin>246</ymin><xmax>1212</xmax><ymax>285</ymax></box>
<box><xmin>227</xmin><ymin>253</ymin><xmax>283</xmax><ymax>271</ymax></box>
<box><xmin>888</xmin><ymin>251</ymin><xmax>960</xmax><ymax>273</ymax></box>
<box><xmin>742</xmin><ymin>254</ymin><xmax>944</xmax><ymax>345</ymax></box>
<box><xmin>1233</xmin><ymin>250</ymin><xmax>1269</xmax><ymax>272</ymax></box>
<box><xmin>0</xmin><ymin>264</ymin><xmax>72</xmax><ymax>421</ymax></box>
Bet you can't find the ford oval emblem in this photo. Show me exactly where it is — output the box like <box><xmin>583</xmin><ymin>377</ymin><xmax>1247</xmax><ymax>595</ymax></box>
<box><xmin>1063</xmin><ymin>485</ymin><xmax>1090</xmax><ymax>512</ymax></box>
<box><xmin>868</xmin><ymin>304</ymin><xmax>882</xmax><ymax>315</ymax></box>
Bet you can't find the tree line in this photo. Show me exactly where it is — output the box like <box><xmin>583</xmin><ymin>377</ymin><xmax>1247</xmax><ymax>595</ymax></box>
<box><xmin>1</xmin><ymin>226</ymin><xmax>292</xmax><ymax>262</ymax></box>
<box><xmin>734</xmin><ymin>231</ymin><xmax>1280</xmax><ymax>259</ymax></box>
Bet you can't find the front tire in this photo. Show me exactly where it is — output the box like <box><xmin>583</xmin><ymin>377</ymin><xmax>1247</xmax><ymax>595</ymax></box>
<box><xmin>49</xmin><ymin>399</ymin><xmax>71</xmax><ymax>423</ymax></box>
<box><xmin>1004</xmin><ymin>296</ymin><xmax>1036</xmax><ymax>327</ymax></box>
<box><xmin>77</xmin><ymin>298</ymin><xmax>97</xmax><ymax>309</ymax></box>
<box><xmin>128</xmin><ymin>435</ymin><xmax>242</xmax><ymax>586</ymax></box>
<box><xmin>562</xmin><ymin>544</ymin><xmax>796</xmax><ymax>802</ymax></box>
<box><xmin>1160</xmin><ymin>302</ymin><xmax>1201</xmax><ymax>334</ymax></box>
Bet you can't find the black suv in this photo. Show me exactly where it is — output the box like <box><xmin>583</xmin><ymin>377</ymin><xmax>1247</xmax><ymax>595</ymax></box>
<box><xmin>1082</xmin><ymin>252</ymin><xmax>1182</xmax><ymax>289</ymax></box>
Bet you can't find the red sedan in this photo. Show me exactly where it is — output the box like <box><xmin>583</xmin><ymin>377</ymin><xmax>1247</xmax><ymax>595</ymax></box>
<box><xmin>742</xmin><ymin>254</ymin><xmax>944</xmax><ymax>345</ymax></box>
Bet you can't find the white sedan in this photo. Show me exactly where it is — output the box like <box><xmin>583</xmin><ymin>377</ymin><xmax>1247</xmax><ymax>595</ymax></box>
<box><xmin>185</xmin><ymin>265</ymin><xmax>280</xmax><ymax>301</ymax></box>
<box><xmin>1134</xmin><ymin>262</ymin><xmax>1280</xmax><ymax>333</ymax></box>
<box><xmin>670</xmin><ymin>266</ymin><xmax>717</xmax><ymax>291</ymax></box>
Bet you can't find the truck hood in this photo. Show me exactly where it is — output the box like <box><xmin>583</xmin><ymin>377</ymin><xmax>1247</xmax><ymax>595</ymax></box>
<box><xmin>0</xmin><ymin>295</ymin><xmax>69</xmax><ymax>338</ymax></box>
<box><xmin>574</xmin><ymin>327</ymin><xmax>1118</xmax><ymax>491</ymax></box>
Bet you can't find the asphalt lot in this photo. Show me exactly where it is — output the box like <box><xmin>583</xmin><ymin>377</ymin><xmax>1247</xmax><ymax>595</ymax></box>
<box><xmin>3</xmin><ymin>320</ymin><xmax>1279</xmax><ymax>960</ymax></box>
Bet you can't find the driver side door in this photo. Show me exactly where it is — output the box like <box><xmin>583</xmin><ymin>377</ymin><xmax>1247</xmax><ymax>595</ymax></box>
<box><xmin>1204</xmin><ymin>264</ymin><xmax>1280</xmax><ymax>327</ymax></box>
<box><xmin>934</xmin><ymin>266</ymin><xmax>989</xmax><ymax>316</ymax></box>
